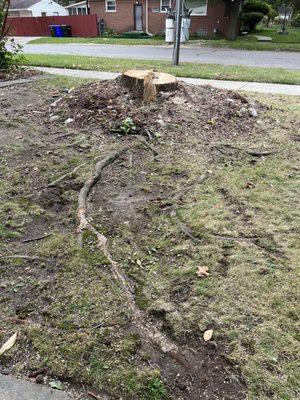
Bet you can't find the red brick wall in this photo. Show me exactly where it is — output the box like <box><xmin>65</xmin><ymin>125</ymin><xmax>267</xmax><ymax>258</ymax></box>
<box><xmin>90</xmin><ymin>0</ymin><xmax>137</xmax><ymax>32</ymax></box>
<box><xmin>90</xmin><ymin>0</ymin><xmax>229</xmax><ymax>37</ymax></box>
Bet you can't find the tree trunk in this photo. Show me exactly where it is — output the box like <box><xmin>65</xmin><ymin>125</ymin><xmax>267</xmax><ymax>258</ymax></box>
<box><xmin>227</xmin><ymin>0</ymin><xmax>241</xmax><ymax>41</ymax></box>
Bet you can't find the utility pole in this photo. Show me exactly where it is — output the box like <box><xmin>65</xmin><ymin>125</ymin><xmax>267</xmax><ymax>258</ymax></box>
<box><xmin>172</xmin><ymin>0</ymin><xmax>183</xmax><ymax>65</ymax></box>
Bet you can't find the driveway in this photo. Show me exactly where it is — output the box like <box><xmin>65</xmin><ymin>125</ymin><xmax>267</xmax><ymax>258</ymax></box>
<box><xmin>12</xmin><ymin>38</ymin><xmax>300</xmax><ymax>70</ymax></box>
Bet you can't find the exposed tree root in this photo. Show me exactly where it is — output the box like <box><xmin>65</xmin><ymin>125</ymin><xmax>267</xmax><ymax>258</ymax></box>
<box><xmin>76</xmin><ymin>144</ymin><xmax>191</xmax><ymax>369</ymax></box>
<box><xmin>45</xmin><ymin>162</ymin><xmax>88</xmax><ymax>188</ymax></box>
<box><xmin>212</xmin><ymin>143</ymin><xmax>276</xmax><ymax>157</ymax></box>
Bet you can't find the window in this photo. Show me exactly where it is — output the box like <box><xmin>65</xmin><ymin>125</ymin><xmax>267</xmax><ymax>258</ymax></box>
<box><xmin>185</xmin><ymin>0</ymin><xmax>207</xmax><ymax>16</ymax></box>
<box><xmin>105</xmin><ymin>0</ymin><xmax>116</xmax><ymax>12</ymax></box>
<box><xmin>53</xmin><ymin>12</ymin><xmax>59</xmax><ymax>15</ymax></box>
<box><xmin>41</xmin><ymin>12</ymin><xmax>47</xmax><ymax>16</ymax></box>
<box><xmin>160</xmin><ymin>0</ymin><xmax>171</xmax><ymax>12</ymax></box>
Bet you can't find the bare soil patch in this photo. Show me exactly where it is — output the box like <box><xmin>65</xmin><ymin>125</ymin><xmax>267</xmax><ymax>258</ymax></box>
<box><xmin>0</xmin><ymin>68</ymin><xmax>41</xmax><ymax>82</ymax></box>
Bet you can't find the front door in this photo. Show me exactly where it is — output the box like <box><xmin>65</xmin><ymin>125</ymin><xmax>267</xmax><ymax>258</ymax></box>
<box><xmin>134</xmin><ymin>4</ymin><xmax>143</xmax><ymax>31</ymax></box>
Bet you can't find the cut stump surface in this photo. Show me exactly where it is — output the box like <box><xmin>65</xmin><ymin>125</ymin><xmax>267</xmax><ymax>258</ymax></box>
<box><xmin>121</xmin><ymin>70</ymin><xmax>178</xmax><ymax>101</ymax></box>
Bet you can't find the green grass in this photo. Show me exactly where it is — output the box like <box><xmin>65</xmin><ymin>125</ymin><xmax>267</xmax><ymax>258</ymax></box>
<box><xmin>24</xmin><ymin>53</ymin><xmax>300</xmax><ymax>85</ymax></box>
<box><xmin>28</xmin><ymin>36</ymin><xmax>166</xmax><ymax>46</ymax></box>
<box><xmin>203</xmin><ymin>26</ymin><xmax>300</xmax><ymax>52</ymax></box>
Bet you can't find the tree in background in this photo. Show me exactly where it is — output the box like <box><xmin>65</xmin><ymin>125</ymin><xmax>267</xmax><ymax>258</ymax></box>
<box><xmin>241</xmin><ymin>0</ymin><xmax>270</xmax><ymax>31</ymax></box>
<box><xmin>221</xmin><ymin>0</ymin><xmax>243</xmax><ymax>40</ymax></box>
<box><xmin>266</xmin><ymin>6</ymin><xmax>278</xmax><ymax>26</ymax></box>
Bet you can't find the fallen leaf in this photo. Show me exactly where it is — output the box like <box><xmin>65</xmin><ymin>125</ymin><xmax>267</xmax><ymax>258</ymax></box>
<box><xmin>87</xmin><ymin>391</ymin><xmax>100</xmax><ymax>400</ymax></box>
<box><xmin>203</xmin><ymin>329</ymin><xmax>213</xmax><ymax>341</ymax></box>
<box><xmin>49</xmin><ymin>380</ymin><xmax>63</xmax><ymax>390</ymax></box>
<box><xmin>0</xmin><ymin>332</ymin><xmax>17</xmax><ymax>356</ymax></box>
<box><xmin>196</xmin><ymin>266</ymin><xmax>210</xmax><ymax>278</ymax></box>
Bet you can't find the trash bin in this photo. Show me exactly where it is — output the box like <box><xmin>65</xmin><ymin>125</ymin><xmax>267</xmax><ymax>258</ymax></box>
<box><xmin>49</xmin><ymin>25</ymin><xmax>57</xmax><ymax>37</ymax></box>
<box><xmin>48</xmin><ymin>25</ymin><xmax>63</xmax><ymax>37</ymax></box>
<box><xmin>61</xmin><ymin>25</ymin><xmax>72</xmax><ymax>37</ymax></box>
<box><xmin>55</xmin><ymin>25</ymin><xmax>64</xmax><ymax>37</ymax></box>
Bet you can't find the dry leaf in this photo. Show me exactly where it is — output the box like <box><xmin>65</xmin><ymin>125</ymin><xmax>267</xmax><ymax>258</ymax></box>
<box><xmin>196</xmin><ymin>266</ymin><xmax>210</xmax><ymax>278</ymax></box>
<box><xmin>203</xmin><ymin>329</ymin><xmax>213</xmax><ymax>341</ymax></box>
<box><xmin>0</xmin><ymin>332</ymin><xmax>17</xmax><ymax>356</ymax></box>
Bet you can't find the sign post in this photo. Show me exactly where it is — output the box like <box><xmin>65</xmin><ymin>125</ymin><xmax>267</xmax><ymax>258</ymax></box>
<box><xmin>172</xmin><ymin>0</ymin><xmax>183</xmax><ymax>65</ymax></box>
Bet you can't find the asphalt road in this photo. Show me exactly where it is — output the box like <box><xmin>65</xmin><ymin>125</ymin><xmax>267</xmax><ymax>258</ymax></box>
<box><xmin>19</xmin><ymin>41</ymin><xmax>300</xmax><ymax>70</ymax></box>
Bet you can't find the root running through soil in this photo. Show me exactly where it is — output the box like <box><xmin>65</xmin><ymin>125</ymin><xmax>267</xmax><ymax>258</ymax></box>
<box><xmin>76</xmin><ymin>143</ymin><xmax>191</xmax><ymax>369</ymax></box>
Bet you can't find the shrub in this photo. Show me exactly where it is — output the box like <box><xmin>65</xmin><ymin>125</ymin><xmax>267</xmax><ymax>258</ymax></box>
<box><xmin>102</xmin><ymin>28</ymin><xmax>120</xmax><ymax>37</ymax></box>
<box><xmin>0</xmin><ymin>0</ymin><xmax>24</xmax><ymax>71</ymax></box>
<box><xmin>291</xmin><ymin>12</ymin><xmax>300</xmax><ymax>27</ymax></box>
<box><xmin>242</xmin><ymin>11</ymin><xmax>265</xmax><ymax>31</ymax></box>
<box><xmin>243</xmin><ymin>0</ymin><xmax>270</xmax><ymax>15</ymax></box>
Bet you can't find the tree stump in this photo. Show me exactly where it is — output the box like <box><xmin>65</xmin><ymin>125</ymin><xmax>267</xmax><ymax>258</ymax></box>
<box><xmin>120</xmin><ymin>70</ymin><xmax>177</xmax><ymax>102</ymax></box>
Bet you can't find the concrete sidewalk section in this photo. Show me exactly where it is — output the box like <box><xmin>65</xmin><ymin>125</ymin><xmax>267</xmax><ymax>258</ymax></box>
<box><xmin>34</xmin><ymin>67</ymin><xmax>300</xmax><ymax>96</ymax></box>
<box><xmin>0</xmin><ymin>374</ymin><xmax>71</xmax><ymax>400</ymax></box>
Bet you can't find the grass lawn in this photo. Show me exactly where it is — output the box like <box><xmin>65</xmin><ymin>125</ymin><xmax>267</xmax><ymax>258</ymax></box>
<box><xmin>24</xmin><ymin>53</ymin><xmax>300</xmax><ymax>85</ymax></box>
<box><xmin>0</xmin><ymin>75</ymin><xmax>299</xmax><ymax>399</ymax></box>
<box><xmin>203</xmin><ymin>26</ymin><xmax>300</xmax><ymax>52</ymax></box>
<box><xmin>28</xmin><ymin>36</ymin><xmax>166</xmax><ymax>46</ymax></box>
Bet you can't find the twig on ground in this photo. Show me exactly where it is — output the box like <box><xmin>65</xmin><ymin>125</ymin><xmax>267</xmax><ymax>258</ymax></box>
<box><xmin>49</xmin><ymin>132</ymin><xmax>72</xmax><ymax>142</ymax></box>
<box><xmin>22</xmin><ymin>233</ymin><xmax>52</xmax><ymax>243</ymax></box>
<box><xmin>66</xmin><ymin>137</ymin><xmax>85</xmax><ymax>148</ymax></box>
<box><xmin>133</xmin><ymin>135</ymin><xmax>159</xmax><ymax>157</ymax></box>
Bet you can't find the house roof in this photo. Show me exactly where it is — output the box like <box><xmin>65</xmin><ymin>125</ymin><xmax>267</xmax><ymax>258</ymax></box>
<box><xmin>65</xmin><ymin>1</ymin><xmax>87</xmax><ymax>8</ymax></box>
<box><xmin>9</xmin><ymin>0</ymin><xmax>40</xmax><ymax>10</ymax></box>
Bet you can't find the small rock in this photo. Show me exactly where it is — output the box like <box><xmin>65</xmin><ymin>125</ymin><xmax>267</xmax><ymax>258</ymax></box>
<box><xmin>248</xmin><ymin>107</ymin><xmax>258</xmax><ymax>117</ymax></box>
<box><xmin>49</xmin><ymin>115</ymin><xmax>60</xmax><ymax>123</ymax></box>
<box><xmin>64</xmin><ymin>118</ymin><xmax>74</xmax><ymax>125</ymax></box>
<box><xmin>50</xmin><ymin>98</ymin><xmax>62</xmax><ymax>108</ymax></box>
<box><xmin>225</xmin><ymin>98</ymin><xmax>234</xmax><ymax>104</ymax></box>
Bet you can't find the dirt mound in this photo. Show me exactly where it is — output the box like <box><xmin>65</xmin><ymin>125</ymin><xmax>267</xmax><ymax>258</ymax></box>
<box><xmin>50</xmin><ymin>78</ymin><xmax>267</xmax><ymax>141</ymax></box>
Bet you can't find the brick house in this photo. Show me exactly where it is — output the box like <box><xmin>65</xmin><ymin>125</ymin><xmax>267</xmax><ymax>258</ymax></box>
<box><xmin>90</xmin><ymin>0</ymin><xmax>231</xmax><ymax>38</ymax></box>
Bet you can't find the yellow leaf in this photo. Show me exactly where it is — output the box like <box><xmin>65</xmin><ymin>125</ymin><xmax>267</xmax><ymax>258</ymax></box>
<box><xmin>203</xmin><ymin>329</ymin><xmax>213</xmax><ymax>342</ymax></box>
<box><xmin>0</xmin><ymin>332</ymin><xmax>17</xmax><ymax>356</ymax></box>
<box><xmin>196</xmin><ymin>266</ymin><xmax>210</xmax><ymax>278</ymax></box>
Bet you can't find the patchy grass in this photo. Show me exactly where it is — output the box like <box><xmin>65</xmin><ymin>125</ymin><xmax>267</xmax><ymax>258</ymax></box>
<box><xmin>202</xmin><ymin>26</ymin><xmax>300</xmax><ymax>52</ymax></box>
<box><xmin>0</xmin><ymin>76</ymin><xmax>299</xmax><ymax>399</ymax></box>
<box><xmin>24</xmin><ymin>54</ymin><xmax>300</xmax><ymax>84</ymax></box>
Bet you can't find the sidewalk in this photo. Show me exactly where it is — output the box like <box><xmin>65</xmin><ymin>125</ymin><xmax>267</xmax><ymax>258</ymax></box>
<box><xmin>0</xmin><ymin>374</ymin><xmax>71</xmax><ymax>400</ymax></box>
<box><xmin>35</xmin><ymin>67</ymin><xmax>300</xmax><ymax>96</ymax></box>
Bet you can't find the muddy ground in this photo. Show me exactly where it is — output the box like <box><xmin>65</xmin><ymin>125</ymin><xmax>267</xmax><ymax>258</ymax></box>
<box><xmin>0</xmin><ymin>76</ymin><xmax>299</xmax><ymax>400</ymax></box>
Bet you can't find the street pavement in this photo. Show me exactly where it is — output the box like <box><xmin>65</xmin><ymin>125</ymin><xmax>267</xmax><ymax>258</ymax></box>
<box><xmin>11</xmin><ymin>37</ymin><xmax>300</xmax><ymax>70</ymax></box>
